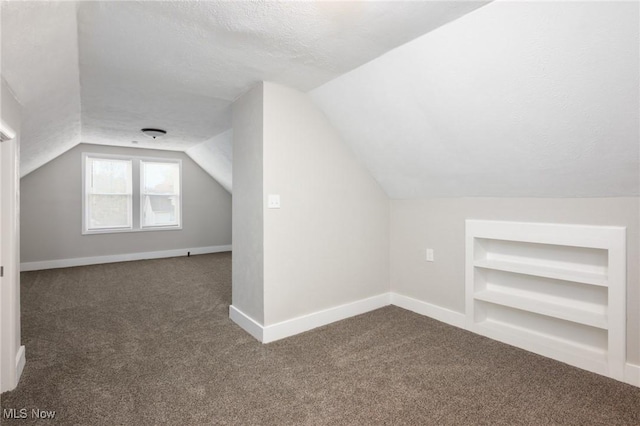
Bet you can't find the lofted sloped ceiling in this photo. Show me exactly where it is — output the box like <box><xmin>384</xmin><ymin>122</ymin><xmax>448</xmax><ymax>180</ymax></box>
<box><xmin>1</xmin><ymin>2</ymin><xmax>82</xmax><ymax>177</ymax></box>
<box><xmin>1</xmin><ymin>0</ymin><xmax>490</xmax><ymax>191</ymax></box>
<box><xmin>311</xmin><ymin>0</ymin><xmax>640</xmax><ymax>198</ymax></box>
<box><xmin>186</xmin><ymin>129</ymin><xmax>233</xmax><ymax>193</ymax></box>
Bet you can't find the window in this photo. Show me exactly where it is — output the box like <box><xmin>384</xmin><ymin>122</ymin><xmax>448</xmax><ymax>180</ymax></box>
<box><xmin>83</xmin><ymin>153</ymin><xmax>182</xmax><ymax>234</ymax></box>
<box><xmin>84</xmin><ymin>156</ymin><xmax>133</xmax><ymax>232</ymax></box>
<box><xmin>141</xmin><ymin>161</ymin><xmax>181</xmax><ymax>229</ymax></box>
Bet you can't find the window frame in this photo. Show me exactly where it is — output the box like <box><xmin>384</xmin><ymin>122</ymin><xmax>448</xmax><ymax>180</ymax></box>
<box><xmin>82</xmin><ymin>153</ymin><xmax>183</xmax><ymax>235</ymax></box>
<box><xmin>82</xmin><ymin>154</ymin><xmax>134</xmax><ymax>234</ymax></box>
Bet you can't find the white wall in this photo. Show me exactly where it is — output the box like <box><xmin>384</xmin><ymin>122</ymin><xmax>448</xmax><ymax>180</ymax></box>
<box><xmin>1</xmin><ymin>77</ymin><xmax>24</xmax><ymax>392</ymax></box>
<box><xmin>390</xmin><ymin>197</ymin><xmax>640</xmax><ymax>364</ymax></box>
<box><xmin>231</xmin><ymin>82</ymin><xmax>389</xmax><ymax>331</ymax></box>
<box><xmin>20</xmin><ymin>143</ymin><xmax>232</xmax><ymax>264</ymax></box>
<box><xmin>262</xmin><ymin>82</ymin><xmax>389</xmax><ymax>325</ymax></box>
<box><xmin>231</xmin><ymin>84</ymin><xmax>265</xmax><ymax>324</ymax></box>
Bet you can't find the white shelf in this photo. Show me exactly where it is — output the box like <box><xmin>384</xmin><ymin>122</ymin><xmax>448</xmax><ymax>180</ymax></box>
<box><xmin>475</xmin><ymin>319</ymin><xmax>607</xmax><ymax>376</ymax></box>
<box><xmin>474</xmin><ymin>289</ymin><xmax>607</xmax><ymax>329</ymax></box>
<box><xmin>474</xmin><ymin>259</ymin><xmax>608</xmax><ymax>287</ymax></box>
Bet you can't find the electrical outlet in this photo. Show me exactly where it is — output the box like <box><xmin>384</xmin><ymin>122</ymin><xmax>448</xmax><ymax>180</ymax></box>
<box><xmin>268</xmin><ymin>194</ymin><xmax>281</xmax><ymax>209</ymax></box>
<box><xmin>426</xmin><ymin>248</ymin><xmax>434</xmax><ymax>262</ymax></box>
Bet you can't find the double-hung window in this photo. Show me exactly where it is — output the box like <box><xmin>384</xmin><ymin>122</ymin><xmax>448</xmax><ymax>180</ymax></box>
<box><xmin>83</xmin><ymin>153</ymin><xmax>182</xmax><ymax>234</ymax></box>
<box><xmin>84</xmin><ymin>156</ymin><xmax>133</xmax><ymax>232</ymax></box>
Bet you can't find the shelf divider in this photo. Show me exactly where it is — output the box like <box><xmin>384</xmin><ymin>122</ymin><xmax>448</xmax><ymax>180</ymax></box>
<box><xmin>473</xmin><ymin>289</ymin><xmax>607</xmax><ymax>329</ymax></box>
<box><xmin>474</xmin><ymin>258</ymin><xmax>608</xmax><ymax>287</ymax></box>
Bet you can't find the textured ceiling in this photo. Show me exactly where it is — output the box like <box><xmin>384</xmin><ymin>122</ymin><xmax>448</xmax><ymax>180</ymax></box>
<box><xmin>1</xmin><ymin>0</ymin><xmax>488</xmax><ymax>182</ymax></box>
<box><xmin>311</xmin><ymin>0</ymin><xmax>639</xmax><ymax>198</ymax></box>
<box><xmin>1</xmin><ymin>2</ymin><xmax>81</xmax><ymax>177</ymax></box>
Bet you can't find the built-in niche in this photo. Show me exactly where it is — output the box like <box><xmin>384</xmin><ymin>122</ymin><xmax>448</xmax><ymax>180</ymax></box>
<box><xmin>465</xmin><ymin>220</ymin><xmax>626</xmax><ymax>381</ymax></box>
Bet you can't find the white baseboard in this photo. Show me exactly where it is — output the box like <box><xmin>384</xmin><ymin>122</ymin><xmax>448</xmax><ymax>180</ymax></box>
<box><xmin>625</xmin><ymin>363</ymin><xmax>640</xmax><ymax>387</ymax></box>
<box><xmin>390</xmin><ymin>293</ymin><xmax>466</xmax><ymax>329</ymax></box>
<box><xmin>229</xmin><ymin>305</ymin><xmax>264</xmax><ymax>342</ymax></box>
<box><xmin>263</xmin><ymin>293</ymin><xmax>391</xmax><ymax>343</ymax></box>
<box><xmin>20</xmin><ymin>244</ymin><xmax>232</xmax><ymax>271</ymax></box>
<box><xmin>230</xmin><ymin>293</ymin><xmax>466</xmax><ymax>344</ymax></box>
<box><xmin>229</xmin><ymin>293</ymin><xmax>391</xmax><ymax>344</ymax></box>
<box><xmin>15</xmin><ymin>345</ymin><xmax>25</xmax><ymax>384</ymax></box>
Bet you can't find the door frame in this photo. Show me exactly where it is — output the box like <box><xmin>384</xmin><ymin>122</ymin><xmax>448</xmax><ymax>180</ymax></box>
<box><xmin>0</xmin><ymin>119</ymin><xmax>23</xmax><ymax>392</ymax></box>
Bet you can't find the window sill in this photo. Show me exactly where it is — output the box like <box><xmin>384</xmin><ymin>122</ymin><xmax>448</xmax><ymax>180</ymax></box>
<box><xmin>83</xmin><ymin>225</ymin><xmax>182</xmax><ymax>235</ymax></box>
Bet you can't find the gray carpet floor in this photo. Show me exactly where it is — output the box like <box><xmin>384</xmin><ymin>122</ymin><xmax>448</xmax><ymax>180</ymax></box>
<box><xmin>1</xmin><ymin>252</ymin><xmax>639</xmax><ymax>425</ymax></box>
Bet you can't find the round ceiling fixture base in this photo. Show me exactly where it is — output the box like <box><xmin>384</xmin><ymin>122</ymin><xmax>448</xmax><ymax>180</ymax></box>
<box><xmin>141</xmin><ymin>128</ymin><xmax>167</xmax><ymax>139</ymax></box>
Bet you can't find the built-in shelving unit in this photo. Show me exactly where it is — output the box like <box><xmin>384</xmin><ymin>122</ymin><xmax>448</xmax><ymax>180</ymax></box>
<box><xmin>466</xmin><ymin>220</ymin><xmax>626</xmax><ymax>381</ymax></box>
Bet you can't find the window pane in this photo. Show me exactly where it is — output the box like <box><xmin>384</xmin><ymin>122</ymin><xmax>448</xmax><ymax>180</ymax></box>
<box><xmin>89</xmin><ymin>195</ymin><xmax>131</xmax><ymax>228</ymax></box>
<box><xmin>142</xmin><ymin>195</ymin><xmax>179</xmax><ymax>227</ymax></box>
<box><xmin>90</xmin><ymin>158</ymin><xmax>131</xmax><ymax>194</ymax></box>
<box><xmin>142</xmin><ymin>162</ymin><xmax>180</xmax><ymax>194</ymax></box>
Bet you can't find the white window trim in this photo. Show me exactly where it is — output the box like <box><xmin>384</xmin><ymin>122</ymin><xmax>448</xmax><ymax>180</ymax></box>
<box><xmin>82</xmin><ymin>153</ymin><xmax>133</xmax><ymax>234</ymax></box>
<box><xmin>82</xmin><ymin>153</ymin><xmax>183</xmax><ymax>235</ymax></box>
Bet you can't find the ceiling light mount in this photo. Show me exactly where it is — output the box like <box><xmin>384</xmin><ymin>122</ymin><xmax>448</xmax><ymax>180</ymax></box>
<box><xmin>141</xmin><ymin>128</ymin><xmax>167</xmax><ymax>139</ymax></box>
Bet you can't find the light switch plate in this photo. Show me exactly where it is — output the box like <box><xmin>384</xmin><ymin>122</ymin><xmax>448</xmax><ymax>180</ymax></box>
<box><xmin>268</xmin><ymin>194</ymin><xmax>281</xmax><ymax>209</ymax></box>
<box><xmin>426</xmin><ymin>248</ymin><xmax>434</xmax><ymax>262</ymax></box>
